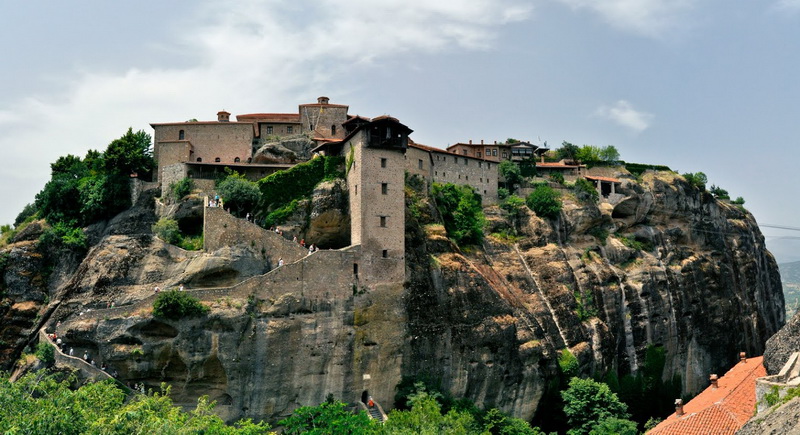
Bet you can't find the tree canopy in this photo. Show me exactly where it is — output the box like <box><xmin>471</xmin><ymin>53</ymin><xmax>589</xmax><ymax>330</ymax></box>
<box><xmin>561</xmin><ymin>377</ymin><xmax>630</xmax><ymax>435</ymax></box>
<box><xmin>432</xmin><ymin>183</ymin><xmax>485</xmax><ymax>246</ymax></box>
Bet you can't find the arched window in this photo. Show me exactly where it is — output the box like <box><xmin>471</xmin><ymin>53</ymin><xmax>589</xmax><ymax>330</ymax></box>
<box><xmin>331</xmin><ymin>124</ymin><xmax>336</xmax><ymax>135</ymax></box>
<box><xmin>179</xmin><ymin>130</ymin><xmax>185</xmax><ymax>140</ymax></box>
<box><xmin>196</xmin><ymin>157</ymin><xmax>202</xmax><ymax>162</ymax></box>
<box><xmin>234</xmin><ymin>157</ymin><xmax>241</xmax><ymax>162</ymax></box>
<box><xmin>214</xmin><ymin>157</ymin><xmax>221</xmax><ymax>162</ymax></box>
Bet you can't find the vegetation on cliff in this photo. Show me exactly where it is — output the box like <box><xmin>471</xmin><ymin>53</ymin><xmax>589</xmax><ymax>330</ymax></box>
<box><xmin>431</xmin><ymin>182</ymin><xmax>485</xmax><ymax>246</ymax></box>
<box><xmin>0</xmin><ymin>371</ymin><xmax>271</xmax><ymax>434</ymax></box>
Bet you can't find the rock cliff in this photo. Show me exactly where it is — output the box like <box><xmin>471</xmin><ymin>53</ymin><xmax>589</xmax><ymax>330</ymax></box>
<box><xmin>0</xmin><ymin>170</ymin><xmax>784</xmax><ymax>425</ymax></box>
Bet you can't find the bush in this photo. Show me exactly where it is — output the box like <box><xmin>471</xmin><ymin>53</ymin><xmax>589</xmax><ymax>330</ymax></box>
<box><xmin>526</xmin><ymin>185</ymin><xmax>562</xmax><ymax>219</ymax></box>
<box><xmin>179</xmin><ymin>235</ymin><xmax>203</xmax><ymax>251</ymax></box>
<box><xmin>623</xmin><ymin>162</ymin><xmax>672</xmax><ymax>176</ymax></box>
<box><xmin>152</xmin><ymin>218</ymin><xmax>182</xmax><ymax>245</ymax></box>
<box><xmin>573</xmin><ymin>178</ymin><xmax>599</xmax><ymax>204</ymax></box>
<box><xmin>732</xmin><ymin>196</ymin><xmax>745</xmax><ymax>205</ymax></box>
<box><xmin>35</xmin><ymin>342</ymin><xmax>55</xmax><ymax>365</ymax></box>
<box><xmin>558</xmin><ymin>349</ymin><xmax>579</xmax><ymax>379</ymax></box>
<box><xmin>498</xmin><ymin>187</ymin><xmax>510</xmax><ymax>201</ymax></box>
<box><xmin>258</xmin><ymin>156</ymin><xmax>342</xmax><ymax>211</ymax></box>
<box><xmin>549</xmin><ymin>172</ymin><xmax>565</xmax><ymax>184</ymax></box>
<box><xmin>14</xmin><ymin>203</ymin><xmax>37</xmax><ymax>228</ymax></box>
<box><xmin>431</xmin><ymin>183</ymin><xmax>485</xmax><ymax>246</ymax></box>
<box><xmin>171</xmin><ymin>178</ymin><xmax>194</xmax><ymax>200</ymax></box>
<box><xmin>265</xmin><ymin>199</ymin><xmax>300</xmax><ymax>227</ymax></box>
<box><xmin>682</xmin><ymin>172</ymin><xmax>707</xmax><ymax>191</ymax></box>
<box><xmin>39</xmin><ymin>221</ymin><xmax>87</xmax><ymax>251</ymax></box>
<box><xmin>152</xmin><ymin>290</ymin><xmax>209</xmax><ymax>320</ymax></box>
<box><xmin>499</xmin><ymin>160</ymin><xmax>522</xmax><ymax>192</ymax></box>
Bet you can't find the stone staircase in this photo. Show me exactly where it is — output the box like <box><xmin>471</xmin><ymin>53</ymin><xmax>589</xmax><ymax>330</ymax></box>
<box><xmin>357</xmin><ymin>399</ymin><xmax>388</xmax><ymax>423</ymax></box>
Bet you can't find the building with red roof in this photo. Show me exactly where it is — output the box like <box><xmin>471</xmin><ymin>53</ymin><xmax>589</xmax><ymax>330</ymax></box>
<box><xmin>649</xmin><ymin>354</ymin><xmax>765</xmax><ymax>435</ymax></box>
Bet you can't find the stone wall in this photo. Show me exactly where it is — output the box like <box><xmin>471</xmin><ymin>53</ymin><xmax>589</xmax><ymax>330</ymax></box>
<box><xmin>431</xmin><ymin>150</ymin><xmax>498</xmax><ymax>205</ymax></box>
<box><xmin>153</xmin><ymin>122</ymin><xmax>253</xmax><ymax>171</ymax></box>
<box><xmin>156</xmin><ymin>141</ymin><xmax>192</xmax><ymax>182</ymax></box>
<box><xmin>160</xmin><ymin>163</ymin><xmax>189</xmax><ymax>198</ymax></box>
<box><xmin>405</xmin><ymin>146</ymin><xmax>432</xmax><ymax>182</ymax></box>
<box><xmin>203</xmin><ymin>206</ymin><xmax>307</xmax><ymax>266</ymax></box>
<box><xmin>299</xmin><ymin>103</ymin><xmax>349</xmax><ymax>140</ymax></box>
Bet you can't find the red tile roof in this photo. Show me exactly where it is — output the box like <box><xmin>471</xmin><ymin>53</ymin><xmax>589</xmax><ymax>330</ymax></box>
<box><xmin>235</xmin><ymin>113</ymin><xmax>301</xmax><ymax>123</ymax></box>
<box><xmin>585</xmin><ymin>175</ymin><xmax>621</xmax><ymax>183</ymax></box>
<box><xmin>536</xmin><ymin>162</ymin><xmax>581</xmax><ymax>168</ymax></box>
<box><xmin>409</xmin><ymin>142</ymin><xmax>448</xmax><ymax>153</ymax></box>
<box><xmin>649</xmin><ymin>356</ymin><xmax>765</xmax><ymax>435</ymax></box>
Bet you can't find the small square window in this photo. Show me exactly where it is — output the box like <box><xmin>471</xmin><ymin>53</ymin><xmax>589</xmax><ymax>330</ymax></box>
<box><xmin>266</xmin><ymin>126</ymin><xmax>273</xmax><ymax>134</ymax></box>
<box><xmin>380</xmin><ymin>216</ymin><xmax>387</xmax><ymax>227</ymax></box>
<box><xmin>485</xmin><ymin>148</ymin><xmax>490</xmax><ymax>155</ymax></box>
<box><xmin>381</xmin><ymin>183</ymin><xmax>388</xmax><ymax>194</ymax></box>
<box><xmin>463</xmin><ymin>158</ymin><xmax>468</xmax><ymax>166</ymax></box>
<box><xmin>381</xmin><ymin>158</ymin><xmax>387</xmax><ymax>168</ymax></box>
<box><xmin>492</xmin><ymin>149</ymin><xmax>497</xmax><ymax>156</ymax></box>
<box><xmin>418</xmin><ymin>159</ymin><xmax>423</xmax><ymax>169</ymax></box>
<box><xmin>477</xmin><ymin>152</ymin><xmax>482</xmax><ymax>158</ymax></box>
<box><xmin>382</xmin><ymin>249</ymin><xmax>388</xmax><ymax>258</ymax></box>
<box><xmin>465</xmin><ymin>175</ymin><xmax>469</xmax><ymax>180</ymax></box>
<box><xmin>287</xmin><ymin>126</ymin><xmax>293</xmax><ymax>134</ymax></box>
<box><xmin>502</xmin><ymin>152</ymin><xmax>508</xmax><ymax>159</ymax></box>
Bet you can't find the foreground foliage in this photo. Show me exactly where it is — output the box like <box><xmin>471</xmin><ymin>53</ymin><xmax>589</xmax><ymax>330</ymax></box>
<box><xmin>0</xmin><ymin>371</ymin><xmax>271</xmax><ymax>434</ymax></box>
<box><xmin>526</xmin><ymin>185</ymin><xmax>562</xmax><ymax>219</ymax></box>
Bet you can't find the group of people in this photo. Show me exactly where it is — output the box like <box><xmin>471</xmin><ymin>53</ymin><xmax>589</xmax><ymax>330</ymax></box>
<box><xmin>153</xmin><ymin>284</ymin><xmax>185</xmax><ymax>294</ymax></box>
<box><xmin>47</xmin><ymin>332</ymin><xmax>118</xmax><ymax>378</ymax></box>
<box><xmin>208</xmin><ymin>195</ymin><xmax>223</xmax><ymax>208</ymax></box>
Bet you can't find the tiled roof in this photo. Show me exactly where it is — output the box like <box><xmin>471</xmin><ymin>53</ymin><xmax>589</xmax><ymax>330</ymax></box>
<box><xmin>235</xmin><ymin>113</ymin><xmax>301</xmax><ymax>122</ymax></box>
<box><xmin>649</xmin><ymin>356</ymin><xmax>765</xmax><ymax>435</ymax></box>
<box><xmin>298</xmin><ymin>102</ymin><xmax>349</xmax><ymax>108</ymax></box>
<box><xmin>585</xmin><ymin>175</ymin><xmax>621</xmax><ymax>183</ymax></box>
<box><xmin>409</xmin><ymin>142</ymin><xmax>448</xmax><ymax>153</ymax></box>
<box><xmin>536</xmin><ymin>162</ymin><xmax>581</xmax><ymax>168</ymax></box>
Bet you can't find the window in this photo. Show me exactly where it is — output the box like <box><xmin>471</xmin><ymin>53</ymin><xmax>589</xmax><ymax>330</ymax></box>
<box><xmin>309</xmin><ymin>123</ymin><xmax>314</xmax><ymax>130</ymax></box>
<box><xmin>214</xmin><ymin>157</ymin><xmax>221</xmax><ymax>162</ymax></box>
<box><xmin>179</xmin><ymin>130</ymin><xmax>185</xmax><ymax>140</ymax></box>
<box><xmin>502</xmin><ymin>152</ymin><xmax>508</xmax><ymax>159</ymax></box>
<box><xmin>234</xmin><ymin>157</ymin><xmax>240</xmax><ymax>162</ymax></box>
<box><xmin>355</xmin><ymin>185</ymin><xmax>358</xmax><ymax>195</ymax></box>
<box><xmin>477</xmin><ymin>152</ymin><xmax>482</xmax><ymax>158</ymax></box>
<box><xmin>382</xmin><ymin>249</ymin><xmax>388</xmax><ymax>258</ymax></box>
<box><xmin>485</xmin><ymin>148</ymin><xmax>490</xmax><ymax>155</ymax></box>
<box><xmin>381</xmin><ymin>183</ymin><xmax>388</xmax><ymax>194</ymax></box>
<box><xmin>462</xmin><ymin>150</ymin><xmax>468</xmax><ymax>155</ymax></box>
<box><xmin>287</xmin><ymin>126</ymin><xmax>293</xmax><ymax>134</ymax></box>
<box><xmin>463</xmin><ymin>158</ymin><xmax>468</xmax><ymax>165</ymax></box>
<box><xmin>435</xmin><ymin>171</ymin><xmax>438</xmax><ymax>176</ymax></box>
<box><xmin>331</xmin><ymin>124</ymin><xmax>336</xmax><ymax>135</ymax></box>
<box><xmin>196</xmin><ymin>157</ymin><xmax>202</xmax><ymax>162</ymax></box>
<box><xmin>381</xmin><ymin>158</ymin><xmax>387</xmax><ymax>168</ymax></box>
<box><xmin>492</xmin><ymin>149</ymin><xmax>497</xmax><ymax>156</ymax></box>
<box><xmin>466</xmin><ymin>175</ymin><xmax>469</xmax><ymax>180</ymax></box>
<box><xmin>480</xmin><ymin>178</ymin><xmax>483</xmax><ymax>182</ymax></box>
<box><xmin>353</xmin><ymin>263</ymin><xmax>359</xmax><ymax>277</ymax></box>
<box><xmin>418</xmin><ymin>159</ymin><xmax>423</xmax><ymax>169</ymax></box>
<box><xmin>266</xmin><ymin>126</ymin><xmax>273</xmax><ymax>134</ymax></box>
<box><xmin>380</xmin><ymin>216</ymin><xmax>387</xmax><ymax>227</ymax></box>
<box><xmin>478</xmin><ymin>161</ymin><xmax>482</xmax><ymax>168</ymax></box>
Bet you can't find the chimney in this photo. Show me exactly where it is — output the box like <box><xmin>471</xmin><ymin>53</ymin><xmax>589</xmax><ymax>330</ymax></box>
<box><xmin>494</xmin><ymin>140</ymin><xmax>497</xmax><ymax>144</ymax></box>
<box><xmin>709</xmin><ymin>374</ymin><xmax>719</xmax><ymax>388</ymax></box>
<box><xmin>217</xmin><ymin>110</ymin><xmax>230</xmax><ymax>122</ymax></box>
<box><xmin>675</xmin><ymin>399</ymin><xmax>684</xmax><ymax>416</ymax></box>
<box><xmin>469</xmin><ymin>139</ymin><xmax>472</xmax><ymax>144</ymax></box>
<box><xmin>740</xmin><ymin>352</ymin><xmax>747</xmax><ymax>363</ymax></box>
<box><xmin>481</xmin><ymin>139</ymin><xmax>484</xmax><ymax>144</ymax></box>
<box><xmin>317</xmin><ymin>96</ymin><xmax>330</xmax><ymax>104</ymax></box>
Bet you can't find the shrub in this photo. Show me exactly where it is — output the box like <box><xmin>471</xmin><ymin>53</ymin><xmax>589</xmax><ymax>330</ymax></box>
<box><xmin>526</xmin><ymin>185</ymin><xmax>562</xmax><ymax>219</ymax></box>
<box><xmin>431</xmin><ymin>183</ymin><xmax>484</xmax><ymax>246</ymax></box>
<box><xmin>152</xmin><ymin>290</ymin><xmax>209</xmax><ymax>320</ymax></box>
<box><xmin>14</xmin><ymin>203</ymin><xmax>37</xmax><ymax>228</ymax></box>
<box><xmin>499</xmin><ymin>160</ymin><xmax>522</xmax><ymax>192</ymax></box>
<box><xmin>179</xmin><ymin>235</ymin><xmax>203</xmax><ymax>251</ymax></box>
<box><xmin>39</xmin><ymin>221</ymin><xmax>87</xmax><ymax>251</ymax></box>
<box><xmin>588</xmin><ymin>227</ymin><xmax>608</xmax><ymax>245</ymax></box>
<box><xmin>709</xmin><ymin>184</ymin><xmax>729</xmax><ymax>200</ymax></box>
<box><xmin>573</xmin><ymin>178</ymin><xmax>599</xmax><ymax>204</ymax></box>
<box><xmin>152</xmin><ymin>218</ymin><xmax>182</xmax><ymax>245</ymax></box>
<box><xmin>682</xmin><ymin>172</ymin><xmax>707</xmax><ymax>191</ymax></box>
<box><xmin>558</xmin><ymin>349</ymin><xmax>579</xmax><ymax>379</ymax></box>
<box><xmin>498</xmin><ymin>187</ymin><xmax>510</xmax><ymax>201</ymax></box>
<box><xmin>170</xmin><ymin>178</ymin><xmax>194</xmax><ymax>200</ymax></box>
<box><xmin>561</xmin><ymin>377</ymin><xmax>629</xmax><ymax>435</ymax></box>
<box><xmin>258</xmin><ymin>155</ymin><xmax>342</xmax><ymax>211</ymax></box>
<box><xmin>549</xmin><ymin>172</ymin><xmax>565</xmax><ymax>184</ymax></box>
<box><xmin>35</xmin><ymin>341</ymin><xmax>55</xmax><ymax>365</ymax></box>
<box><xmin>265</xmin><ymin>199</ymin><xmax>300</xmax><ymax>227</ymax></box>
<box><xmin>732</xmin><ymin>196</ymin><xmax>745</xmax><ymax>205</ymax></box>
<box><xmin>623</xmin><ymin>162</ymin><xmax>672</xmax><ymax>176</ymax></box>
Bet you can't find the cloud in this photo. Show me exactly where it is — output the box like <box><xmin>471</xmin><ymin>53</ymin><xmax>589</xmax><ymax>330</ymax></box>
<box><xmin>0</xmin><ymin>0</ymin><xmax>531</xmax><ymax>224</ymax></box>
<box><xmin>557</xmin><ymin>0</ymin><xmax>696</xmax><ymax>37</ymax></box>
<box><xmin>773</xmin><ymin>0</ymin><xmax>800</xmax><ymax>10</ymax></box>
<box><xmin>594</xmin><ymin>100</ymin><xmax>653</xmax><ymax>133</ymax></box>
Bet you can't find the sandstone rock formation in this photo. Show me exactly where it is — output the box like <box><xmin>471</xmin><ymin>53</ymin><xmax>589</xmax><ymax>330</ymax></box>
<box><xmin>0</xmin><ymin>170</ymin><xmax>784</xmax><ymax>426</ymax></box>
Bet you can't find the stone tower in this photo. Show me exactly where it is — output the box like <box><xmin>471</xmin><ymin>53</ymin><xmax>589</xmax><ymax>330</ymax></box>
<box><xmin>344</xmin><ymin>116</ymin><xmax>412</xmax><ymax>286</ymax></box>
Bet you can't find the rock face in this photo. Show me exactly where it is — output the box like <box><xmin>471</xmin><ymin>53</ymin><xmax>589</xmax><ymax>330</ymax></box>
<box><xmin>252</xmin><ymin>136</ymin><xmax>317</xmax><ymax>164</ymax></box>
<box><xmin>0</xmin><ymin>170</ymin><xmax>784</xmax><ymax>425</ymax></box>
<box><xmin>738</xmin><ymin>397</ymin><xmax>800</xmax><ymax>435</ymax></box>
<box><xmin>763</xmin><ymin>310</ymin><xmax>800</xmax><ymax>375</ymax></box>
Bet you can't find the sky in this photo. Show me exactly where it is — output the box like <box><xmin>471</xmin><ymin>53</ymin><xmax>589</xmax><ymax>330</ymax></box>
<box><xmin>2</xmin><ymin>0</ymin><xmax>800</xmax><ymax>262</ymax></box>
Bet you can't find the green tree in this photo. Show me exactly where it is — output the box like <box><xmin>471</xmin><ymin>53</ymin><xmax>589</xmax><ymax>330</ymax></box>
<box><xmin>499</xmin><ymin>160</ymin><xmax>522</xmax><ymax>192</ymax></box>
<box><xmin>217</xmin><ymin>171</ymin><xmax>261</xmax><ymax>217</ymax></box>
<box><xmin>682</xmin><ymin>172</ymin><xmax>707</xmax><ymax>191</ymax></box>
<box><xmin>557</xmin><ymin>141</ymin><xmax>579</xmax><ymax>161</ymax></box>
<box><xmin>526</xmin><ymin>185</ymin><xmax>562</xmax><ymax>219</ymax></box>
<box><xmin>103</xmin><ymin>127</ymin><xmax>155</xmax><ymax>177</ymax></box>
<box><xmin>501</xmin><ymin>195</ymin><xmax>526</xmax><ymax>234</ymax></box>
<box><xmin>171</xmin><ymin>177</ymin><xmax>195</xmax><ymax>201</ymax></box>
<box><xmin>35</xmin><ymin>341</ymin><xmax>55</xmax><ymax>365</ymax></box>
<box><xmin>278</xmin><ymin>398</ymin><xmax>375</xmax><ymax>434</ymax></box>
<box><xmin>152</xmin><ymin>218</ymin><xmax>182</xmax><ymax>245</ymax></box>
<box><xmin>561</xmin><ymin>377</ymin><xmax>629</xmax><ymax>435</ymax></box>
<box><xmin>598</xmin><ymin>145</ymin><xmax>620</xmax><ymax>163</ymax></box>
<box><xmin>589</xmin><ymin>417</ymin><xmax>638</xmax><ymax>435</ymax></box>
<box><xmin>432</xmin><ymin>183</ymin><xmax>484</xmax><ymax>246</ymax></box>
<box><xmin>152</xmin><ymin>290</ymin><xmax>209</xmax><ymax>320</ymax></box>
<box><xmin>384</xmin><ymin>384</ymin><xmax>479</xmax><ymax>434</ymax></box>
<box><xmin>575</xmin><ymin>146</ymin><xmax>601</xmax><ymax>164</ymax></box>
